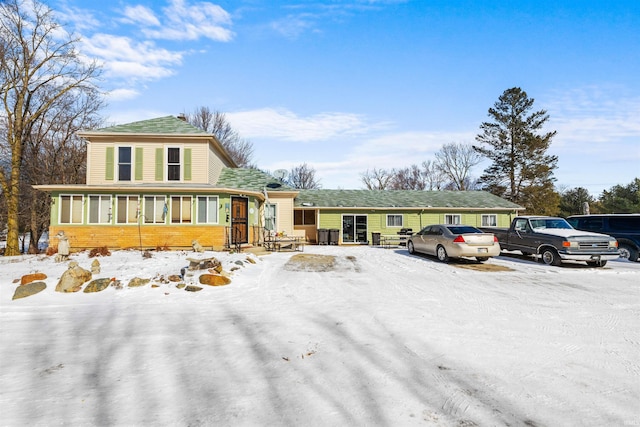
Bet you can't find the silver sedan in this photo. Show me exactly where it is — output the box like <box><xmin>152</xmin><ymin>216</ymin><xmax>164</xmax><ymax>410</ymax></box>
<box><xmin>407</xmin><ymin>224</ymin><xmax>501</xmax><ymax>262</ymax></box>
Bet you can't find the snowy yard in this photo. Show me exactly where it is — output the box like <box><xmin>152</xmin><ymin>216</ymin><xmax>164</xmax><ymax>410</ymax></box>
<box><xmin>1</xmin><ymin>245</ymin><xmax>639</xmax><ymax>426</ymax></box>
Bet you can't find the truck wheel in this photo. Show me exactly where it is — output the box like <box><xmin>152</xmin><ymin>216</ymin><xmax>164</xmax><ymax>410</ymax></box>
<box><xmin>436</xmin><ymin>245</ymin><xmax>449</xmax><ymax>262</ymax></box>
<box><xmin>587</xmin><ymin>260</ymin><xmax>607</xmax><ymax>268</ymax></box>
<box><xmin>407</xmin><ymin>241</ymin><xmax>415</xmax><ymax>254</ymax></box>
<box><xmin>619</xmin><ymin>244</ymin><xmax>639</xmax><ymax>262</ymax></box>
<box><xmin>476</xmin><ymin>257</ymin><xmax>489</xmax><ymax>263</ymax></box>
<box><xmin>540</xmin><ymin>248</ymin><xmax>561</xmax><ymax>266</ymax></box>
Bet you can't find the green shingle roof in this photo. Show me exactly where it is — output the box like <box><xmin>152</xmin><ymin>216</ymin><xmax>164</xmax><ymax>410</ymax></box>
<box><xmin>216</xmin><ymin>168</ymin><xmax>294</xmax><ymax>193</ymax></box>
<box><xmin>94</xmin><ymin>116</ymin><xmax>208</xmax><ymax>135</ymax></box>
<box><xmin>295</xmin><ymin>189</ymin><xmax>523</xmax><ymax>210</ymax></box>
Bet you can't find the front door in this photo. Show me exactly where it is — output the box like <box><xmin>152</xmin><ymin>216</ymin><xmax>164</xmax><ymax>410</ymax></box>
<box><xmin>342</xmin><ymin>215</ymin><xmax>368</xmax><ymax>243</ymax></box>
<box><xmin>231</xmin><ymin>197</ymin><xmax>249</xmax><ymax>244</ymax></box>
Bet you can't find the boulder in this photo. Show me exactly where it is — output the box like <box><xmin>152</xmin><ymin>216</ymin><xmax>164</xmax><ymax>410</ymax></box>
<box><xmin>168</xmin><ymin>275</ymin><xmax>182</xmax><ymax>282</ymax></box>
<box><xmin>185</xmin><ymin>285</ymin><xmax>202</xmax><ymax>292</ymax></box>
<box><xmin>199</xmin><ymin>273</ymin><xmax>231</xmax><ymax>286</ymax></box>
<box><xmin>21</xmin><ymin>272</ymin><xmax>47</xmax><ymax>285</ymax></box>
<box><xmin>13</xmin><ymin>282</ymin><xmax>47</xmax><ymax>300</ymax></box>
<box><xmin>84</xmin><ymin>278</ymin><xmax>111</xmax><ymax>293</ymax></box>
<box><xmin>55</xmin><ymin>262</ymin><xmax>92</xmax><ymax>293</ymax></box>
<box><xmin>128</xmin><ymin>277</ymin><xmax>150</xmax><ymax>288</ymax></box>
<box><xmin>91</xmin><ymin>259</ymin><xmax>101</xmax><ymax>274</ymax></box>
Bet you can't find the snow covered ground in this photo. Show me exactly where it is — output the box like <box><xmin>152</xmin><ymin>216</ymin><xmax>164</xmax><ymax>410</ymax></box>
<box><xmin>1</xmin><ymin>245</ymin><xmax>639</xmax><ymax>426</ymax></box>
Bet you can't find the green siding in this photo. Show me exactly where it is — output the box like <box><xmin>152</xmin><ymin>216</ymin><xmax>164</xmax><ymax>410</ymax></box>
<box><xmin>155</xmin><ymin>148</ymin><xmax>163</xmax><ymax>181</ymax></box>
<box><xmin>135</xmin><ymin>147</ymin><xmax>143</xmax><ymax>180</ymax></box>
<box><xmin>105</xmin><ymin>147</ymin><xmax>114</xmax><ymax>180</ymax></box>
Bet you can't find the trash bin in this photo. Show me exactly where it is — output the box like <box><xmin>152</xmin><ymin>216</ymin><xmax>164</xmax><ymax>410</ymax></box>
<box><xmin>317</xmin><ymin>229</ymin><xmax>329</xmax><ymax>245</ymax></box>
<box><xmin>372</xmin><ymin>232</ymin><xmax>380</xmax><ymax>246</ymax></box>
<box><xmin>329</xmin><ymin>229</ymin><xmax>340</xmax><ymax>245</ymax></box>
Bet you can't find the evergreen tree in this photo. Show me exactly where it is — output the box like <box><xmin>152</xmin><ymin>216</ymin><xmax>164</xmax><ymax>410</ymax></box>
<box><xmin>599</xmin><ymin>178</ymin><xmax>640</xmax><ymax>213</ymax></box>
<box><xmin>558</xmin><ymin>187</ymin><xmax>595</xmax><ymax>217</ymax></box>
<box><xmin>474</xmin><ymin>87</ymin><xmax>558</xmax><ymax>214</ymax></box>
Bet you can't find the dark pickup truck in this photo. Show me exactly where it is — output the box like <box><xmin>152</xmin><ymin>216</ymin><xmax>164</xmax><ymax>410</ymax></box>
<box><xmin>480</xmin><ymin>216</ymin><xmax>620</xmax><ymax>267</ymax></box>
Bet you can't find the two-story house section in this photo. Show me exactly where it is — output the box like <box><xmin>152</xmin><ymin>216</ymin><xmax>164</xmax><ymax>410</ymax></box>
<box><xmin>35</xmin><ymin>115</ymin><xmax>299</xmax><ymax>251</ymax></box>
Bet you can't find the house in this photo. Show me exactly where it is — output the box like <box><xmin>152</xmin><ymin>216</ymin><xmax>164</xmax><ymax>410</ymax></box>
<box><xmin>35</xmin><ymin>115</ymin><xmax>523</xmax><ymax>251</ymax></box>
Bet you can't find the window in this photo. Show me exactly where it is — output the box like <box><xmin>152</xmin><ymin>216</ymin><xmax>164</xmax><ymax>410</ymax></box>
<box><xmin>444</xmin><ymin>214</ymin><xmax>461</xmax><ymax>225</ymax></box>
<box><xmin>387</xmin><ymin>214</ymin><xmax>403</xmax><ymax>227</ymax></box>
<box><xmin>264</xmin><ymin>203</ymin><xmax>276</xmax><ymax>231</ymax></box>
<box><xmin>88</xmin><ymin>195</ymin><xmax>111</xmax><ymax>224</ymax></box>
<box><xmin>167</xmin><ymin>147</ymin><xmax>181</xmax><ymax>181</ymax></box>
<box><xmin>60</xmin><ymin>195</ymin><xmax>83</xmax><ymax>224</ymax></box>
<box><xmin>116</xmin><ymin>195</ymin><xmax>139</xmax><ymax>224</ymax></box>
<box><xmin>144</xmin><ymin>196</ymin><xmax>167</xmax><ymax>224</ymax></box>
<box><xmin>171</xmin><ymin>196</ymin><xmax>192</xmax><ymax>224</ymax></box>
<box><xmin>294</xmin><ymin>210</ymin><xmax>316</xmax><ymax>225</ymax></box>
<box><xmin>197</xmin><ymin>196</ymin><xmax>219</xmax><ymax>224</ymax></box>
<box><xmin>481</xmin><ymin>214</ymin><xmax>497</xmax><ymax>227</ymax></box>
<box><xmin>118</xmin><ymin>147</ymin><xmax>132</xmax><ymax>181</ymax></box>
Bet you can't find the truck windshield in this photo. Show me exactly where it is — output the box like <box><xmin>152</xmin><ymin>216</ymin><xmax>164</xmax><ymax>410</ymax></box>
<box><xmin>529</xmin><ymin>218</ymin><xmax>573</xmax><ymax>230</ymax></box>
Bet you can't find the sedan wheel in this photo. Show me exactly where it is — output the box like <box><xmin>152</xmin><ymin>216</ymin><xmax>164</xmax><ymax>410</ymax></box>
<box><xmin>476</xmin><ymin>257</ymin><xmax>489</xmax><ymax>263</ymax></box>
<box><xmin>407</xmin><ymin>241</ymin><xmax>415</xmax><ymax>254</ymax></box>
<box><xmin>436</xmin><ymin>245</ymin><xmax>449</xmax><ymax>262</ymax></box>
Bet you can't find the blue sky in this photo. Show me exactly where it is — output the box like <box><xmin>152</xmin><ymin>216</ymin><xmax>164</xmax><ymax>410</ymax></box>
<box><xmin>53</xmin><ymin>0</ymin><xmax>639</xmax><ymax>195</ymax></box>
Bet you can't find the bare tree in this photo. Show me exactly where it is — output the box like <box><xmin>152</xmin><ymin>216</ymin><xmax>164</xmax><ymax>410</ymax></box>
<box><xmin>390</xmin><ymin>164</ymin><xmax>426</xmax><ymax>190</ymax></box>
<box><xmin>360</xmin><ymin>168</ymin><xmax>394</xmax><ymax>190</ymax></box>
<box><xmin>187</xmin><ymin>106</ymin><xmax>255</xmax><ymax>168</ymax></box>
<box><xmin>20</xmin><ymin>90</ymin><xmax>102</xmax><ymax>253</ymax></box>
<box><xmin>420</xmin><ymin>160</ymin><xmax>447</xmax><ymax>190</ymax></box>
<box><xmin>0</xmin><ymin>0</ymin><xmax>102</xmax><ymax>256</ymax></box>
<box><xmin>435</xmin><ymin>142</ymin><xmax>482</xmax><ymax>190</ymax></box>
<box><xmin>287</xmin><ymin>163</ymin><xmax>321</xmax><ymax>189</ymax></box>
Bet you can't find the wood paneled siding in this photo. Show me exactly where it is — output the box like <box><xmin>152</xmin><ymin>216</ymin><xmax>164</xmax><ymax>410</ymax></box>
<box><xmin>47</xmin><ymin>224</ymin><xmax>254</xmax><ymax>251</ymax></box>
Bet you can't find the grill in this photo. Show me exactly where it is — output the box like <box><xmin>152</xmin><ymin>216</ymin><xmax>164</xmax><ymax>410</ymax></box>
<box><xmin>578</xmin><ymin>241</ymin><xmax>610</xmax><ymax>250</ymax></box>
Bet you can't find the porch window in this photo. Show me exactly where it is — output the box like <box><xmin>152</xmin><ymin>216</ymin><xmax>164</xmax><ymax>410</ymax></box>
<box><xmin>386</xmin><ymin>214</ymin><xmax>403</xmax><ymax>227</ymax></box>
<box><xmin>481</xmin><ymin>214</ymin><xmax>497</xmax><ymax>227</ymax></box>
<box><xmin>171</xmin><ymin>196</ymin><xmax>192</xmax><ymax>223</ymax></box>
<box><xmin>197</xmin><ymin>196</ymin><xmax>219</xmax><ymax>224</ymax></box>
<box><xmin>264</xmin><ymin>204</ymin><xmax>276</xmax><ymax>231</ymax></box>
<box><xmin>294</xmin><ymin>210</ymin><xmax>316</xmax><ymax>225</ymax></box>
<box><xmin>116</xmin><ymin>195</ymin><xmax>139</xmax><ymax>224</ymax></box>
<box><xmin>167</xmin><ymin>147</ymin><xmax>181</xmax><ymax>181</ymax></box>
<box><xmin>60</xmin><ymin>195</ymin><xmax>83</xmax><ymax>224</ymax></box>
<box><xmin>118</xmin><ymin>147</ymin><xmax>132</xmax><ymax>181</ymax></box>
<box><xmin>144</xmin><ymin>196</ymin><xmax>167</xmax><ymax>224</ymax></box>
<box><xmin>445</xmin><ymin>214</ymin><xmax>461</xmax><ymax>225</ymax></box>
<box><xmin>88</xmin><ymin>195</ymin><xmax>111</xmax><ymax>224</ymax></box>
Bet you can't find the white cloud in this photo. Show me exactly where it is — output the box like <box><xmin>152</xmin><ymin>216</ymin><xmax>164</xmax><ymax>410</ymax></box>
<box><xmin>226</xmin><ymin>108</ymin><xmax>391</xmax><ymax>142</ymax></box>
<box><xmin>545</xmin><ymin>86</ymin><xmax>640</xmax><ymax>144</ymax></box>
<box><xmin>137</xmin><ymin>0</ymin><xmax>234</xmax><ymax>41</ymax></box>
<box><xmin>106</xmin><ymin>88</ymin><xmax>141</xmax><ymax>101</ymax></box>
<box><xmin>81</xmin><ymin>34</ymin><xmax>183</xmax><ymax>81</ymax></box>
<box><xmin>120</xmin><ymin>5</ymin><xmax>161</xmax><ymax>27</ymax></box>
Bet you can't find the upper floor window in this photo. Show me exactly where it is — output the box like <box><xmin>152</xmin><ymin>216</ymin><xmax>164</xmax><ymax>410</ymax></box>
<box><xmin>445</xmin><ymin>214</ymin><xmax>461</xmax><ymax>225</ymax></box>
<box><xmin>167</xmin><ymin>147</ymin><xmax>181</xmax><ymax>181</ymax></box>
<box><xmin>118</xmin><ymin>147</ymin><xmax>132</xmax><ymax>181</ymax></box>
<box><xmin>481</xmin><ymin>214</ymin><xmax>497</xmax><ymax>227</ymax></box>
<box><xmin>60</xmin><ymin>195</ymin><xmax>83</xmax><ymax>224</ymax></box>
<box><xmin>387</xmin><ymin>214</ymin><xmax>403</xmax><ymax>227</ymax></box>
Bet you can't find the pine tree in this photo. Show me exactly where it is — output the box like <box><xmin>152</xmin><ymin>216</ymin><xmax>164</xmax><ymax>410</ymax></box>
<box><xmin>474</xmin><ymin>87</ymin><xmax>559</xmax><ymax>214</ymax></box>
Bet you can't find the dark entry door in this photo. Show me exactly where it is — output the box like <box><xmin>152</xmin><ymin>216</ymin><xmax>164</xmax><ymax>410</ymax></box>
<box><xmin>231</xmin><ymin>197</ymin><xmax>249</xmax><ymax>244</ymax></box>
